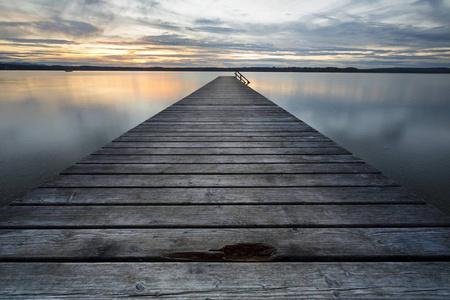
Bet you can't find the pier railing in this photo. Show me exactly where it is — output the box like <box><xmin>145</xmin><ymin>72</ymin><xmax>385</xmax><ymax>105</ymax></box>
<box><xmin>234</xmin><ymin>70</ymin><xmax>250</xmax><ymax>85</ymax></box>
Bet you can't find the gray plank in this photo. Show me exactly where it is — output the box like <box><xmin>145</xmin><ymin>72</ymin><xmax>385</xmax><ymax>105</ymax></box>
<box><xmin>150</xmin><ymin>112</ymin><xmax>295</xmax><ymax>116</ymax></box>
<box><xmin>41</xmin><ymin>174</ymin><xmax>395</xmax><ymax>187</ymax></box>
<box><xmin>123</xmin><ymin>131</ymin><xmax>325</xmax><ymax>137</ymax></box>
<box><xmin>173</xmin><ymin>100</ymin><xmax>277</xmax><ymax>106</ymax></box>
<box><xmin>14</xmin><ymin>186</ymin><xmax>424</xmax><ymax>205</ymax></box>
<box><xmin>1</xmin><ymin>228</ymin><xmax>449</xmax><ymax>261</ymax></box>
<box><xmin>79</xmin><ymin>154</ymin><xmax>363</xmax><ymax>164</ymax></box>
<box><xmin>136</xmin><ymin>124</ymin><xmax>312</xmax><ymax>129</ymax></box>
<box><xmin>104</xmin><ymin>141</ymin><xmax>338</xmax><ymax>148</ymax></box>
<box><xmin>137</xmin><ymin>119</ymin><xmax>308</xmax><ymax>124</ymax></box>
<box><xmin>80</xmin><ymin>154</ymin><xmax>363</xmax><ymax>163</ymax></box>
<box><xmin>144</xmin><ymin>117</ymin><xmax>298</xmax><ymax>122</ymax></box>
<box><xmin>144</xmin><ymin>120</ymin><xmax>302</xmax><ymax>123</ymax></box>
<box><xmin>146</xmin><ymin>116</ymin><xmax>298</xmax><ymax>120</ymax></box>
<box><xmin>145</xmin><ymin>116</ymin><xmax>299</xmax><ymax>121</ymax></box>
<box><xmin>117</xmin><ymin>136</ymin><xmax>331</xmax><ymax>142</ymax></box>
<box><xmin>62</xmin><ymin>163</ymin><xmax>377</xmax><ymax>174</ymax></box>
<box><xmin>173</xmin><ymin>103</ymin><xmax>276</xmax><ymax>107</ymax></box>
<box><xmin>137</xmin><ymin>121</ymin><xmax>306</xmax><ymax>125</ymax></box>
<box><xmin>181</xmin><ymin>95</ymin><xmax>269</xmax><ymax>98</ymax></box>
<box><xmin>0</xmin><ymin>262</ymin><xmax>449</xmax><ymax>298</ymax></box>
<box><xmin>164</xmin><ymin>106</ymin><xmax>285</xmax><ymax>111</ymax></box>
<box><xmin>141</xmin><ymin>121</ymin><xmax>305</xmax><ymax>125</ymax></box>
<box><xmin>94</xmin><ymin>148</ymin><xmax>349</xmax><ymax>155</ymax></box>
<box><xmin>129</xmin><ymin>126</ymin><xmax>314</xmax><ymax>132</ymax></box>
<box><xmin>178</xmin><ymin>95</ymin><xmax>273</xmax><ymax>99</ymax></box>
<box><xmin>1</xmin><ymin>205</ymin><xmax>447</xmax><ymax>228</ymax></box>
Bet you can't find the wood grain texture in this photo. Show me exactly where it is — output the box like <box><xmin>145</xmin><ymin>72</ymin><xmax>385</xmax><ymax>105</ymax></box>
<box><xmin>40</xmin><ymin>174</ymin><xmax>396</xmax><ymax>187</ymax></box>
<box><xmin>104</xmin><ymin>141</ymin><xmax>337</xmax><ymax>148</ymax></box>
<box><xmin>116</xmin><ymin>135</ymin><xmax>330</xmax><ymax>141</ymax></box>
<box><xmin>79</xmin><ymin>154</ymin><xmax>363</xmax><ymax>163</ymax></box>
<box><xmin>0</xmin><ymin>262</ymin><xmax>448</xmax><ymax>298</ymax></box>
<box><xmin>129</xmin><ymin>126</ymin><xmax>315</xmax><ymax>132</ymax></box>
<box><xmin>14</xmin><ymin>186</ymin><xmax>423</xmax><ymax>205</ymax></box>
<box><xmin>123</xmin><ymin>131</ymin><xmax>323</xmax><ymax>137</ymax></box>
<box><xmin>137</xmin><ymin>122</ymin><xmax>309</xmax><ymax>127</ymax></box>
<box><xmin>93</xmin><ymin>147</ymin><xmax>349</xmax><ymax>155</ymax></box>
<box><xmin>163</xmin><ymin>105</ymin><xmax>286</xmax><ymax>110</ymax></box>
<box><xmin>61</xmin><ymin>162</ymin><xmax>377</xmax><ymax>174</ymax></box>
<box><xmin>0</xmin><ymin>228</ymin><xmax>449</xmax><ymax>261</ymax></box>
<box><xmin>0</xmin><ymin>204</ymin><xmax>447</xmax><ymax>228</ymax></box>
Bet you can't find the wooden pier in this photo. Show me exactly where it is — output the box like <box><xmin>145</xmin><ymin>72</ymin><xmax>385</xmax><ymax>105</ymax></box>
<box><xmin>0</xmin><ymin>76</ymin><xmax>449</xmax><ymax>298</ymax></box>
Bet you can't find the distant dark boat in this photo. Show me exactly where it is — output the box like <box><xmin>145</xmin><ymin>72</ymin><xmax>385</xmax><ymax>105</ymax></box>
<box><xmin>65</xmin><ymin>68</ymin><xmax>73</xmax><ymax>72</ymax></box>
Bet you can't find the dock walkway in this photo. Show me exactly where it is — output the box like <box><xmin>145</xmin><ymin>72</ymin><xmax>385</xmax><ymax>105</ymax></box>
<box><xmin>0</xmin><ymin>76</ymin><xmax>449</xmax><ymax>298</ymax></box>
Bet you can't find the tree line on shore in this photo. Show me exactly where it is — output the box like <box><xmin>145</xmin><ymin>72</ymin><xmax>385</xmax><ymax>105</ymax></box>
<box><xmin>1</xmin><ymin>63</ymin><xmax>449</xmax><ymax>73</ymax></box>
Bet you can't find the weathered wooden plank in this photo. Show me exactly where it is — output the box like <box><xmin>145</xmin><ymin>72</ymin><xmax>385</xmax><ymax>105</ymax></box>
<box><xmin>138</xmin><ymin>118</ymin><xmax>307</xmax><ymax>123</ymax></box>
<box><xmin>151</xmin><ymin>111</ymin><xmax>294</xmax><ymax>116</ymax></box>
<box><xmin>164</xmin><ymin>106</ymin><xmax>286</xmax><ymax>111</ymax></box>
<box><xmin>146</xmin><ymin>119</ymin><xmax>302</xmax><ymax>123</ymax></box>
<box><xmin>0</xmin><ymin>262</ymin><xmax>448</xmax><ymax>298</ymax></box>
<box><xmin>148</xmin><ymin>116</ymin><xmax>299</xmax><ymax>121</ymax></box>
<box><xmin>186</xmin><ymin>91</ymin><xmax>267</xmax><ymax>95</ymax></box>
<box><xmin>141</xmin><ymin>121</ymin><xmax>305</xmax><ymax>125</ymax></box>
<box><xmin>104</xmin><ymin>141</ymin><xmax>337</xmax><ymax>148</ymax></box>
<box><xmin>181</xmin><ymin>91</ymin><xmax>266</xmax><ymax>95</ymax></box>
<box><xmin>184</xmin><ymin>90</ymin><xmax>267</xmax><ymax>95</ymax></box>
<box><xmin>1</xmin><ymin>228</ymin><xmax>449</xmax><ymax>261</ymax></box>
<box><xmin>13</xmin><ymin>186</ymin><xmax>424</xmax><ymax>205</ymax></box>
<box><xmin>144</xmin><ymin>117</ymin><xmax>299</xmax><ymax>122</ymax></box>
<box><xmin>181</xmin><ymin>95</ymin><xmax>270</xmax><ymax>98</ymax></box>
<box><xmin>62</xmin><ymin>163</ymin><xmax>377</xmax><ymax>174</ymax></box>
<box><xmin>173</xmin><ymin>102</ymin><xmax>276</xmax><ymax>106</ymax></box>
<box><xmin>129</xmin><ymin>126</ymin><xmax>315</xmax><ymax>132</ymax></box>
<box><xmin>41</xmin><ymin>174</ymin><xmax>395</xmax><ymax>188</ymax></box>
<box><xmin>174</xmin><ymin>100</ymin><xmax>276</xmax><ymax>106</ymax></box>
<box><xmin>183</xmin><ymin>94</ymin><xmax>267</xmax><ymax>98</ymax></box>
<box><xmin>116</xmin><ymin>136</ymin><xmax>331</xmax><ymax>142</ymax></box>
<box><xmin>1</xmin><ymin>205</ymin><xmax>447</xmax><ymax>228</ymax></box>
<box><xmin>94</xmin><ymin>147</ymin><xmax>349</xmax><ymax>155</ymax></box>
<box><xmin>153</xmin><ymin>107</ymin><xmax>284</xmax><ymax>112</ymax></box>
<box><xmin>146</xmin><ymin>116</ymin><xmax>298</xmax><ymax>121</ymax></box>
<box><xmin>179</xmin><ymin>94</ymin><xmax>271</xmax><ymax>99</ymax></box>
<box><xmin>123</xmin><ymin>131</ymin><xmax>324</xmax><ymax>137</ymax></box>
<box><xmin>136</xmin><ymin>124</ymin><xmax>312</xmax><ymax>129</ymax></box>
<box><xmin>80</xmin><ymin>154</ymin><xmax>363</xmax><ymax>164</ymax></box>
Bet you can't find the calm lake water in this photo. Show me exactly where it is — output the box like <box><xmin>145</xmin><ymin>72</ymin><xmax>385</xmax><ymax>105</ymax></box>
<box><xmin>0</xmin><ymin>71</ymin><xmax>449</xmax><ymax>214</ymax></box>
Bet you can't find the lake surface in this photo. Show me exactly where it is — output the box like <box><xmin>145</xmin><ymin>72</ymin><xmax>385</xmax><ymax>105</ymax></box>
<box><xmin>0</xmin><ymin>71</ymin><xmax>449</xmax><ymax>214</ymax></box>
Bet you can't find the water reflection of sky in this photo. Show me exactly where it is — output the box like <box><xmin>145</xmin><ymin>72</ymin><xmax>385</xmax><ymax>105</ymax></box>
<box><xmin>0</xmin><ymin>71</ymin><xmax>227</xmax><ymax>205</ymax></box>
<box><xmin>250</xmin><ymin>73</ymin><xmax>450</xmax><ymax>214</ymax></box>
<box><xmin>0</xmin><ymin>71</ymin><xmax>449</xmax><ymax>215</ymax></box>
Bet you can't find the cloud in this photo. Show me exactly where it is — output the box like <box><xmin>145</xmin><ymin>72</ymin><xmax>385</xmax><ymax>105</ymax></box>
<box><xmin>137</xmin><ymin>33</ymin><xmax>274</xmax><ymax>51</ymax></box>
<box><xmin>1</xmin><ymin>38</ymin><xmax>77</xmax><ymax>45</ymax></box>
<box><xmin>138</xmin><ymin>34</ymin><xmax>199</xmax><ymax>46</ymax></box>
<box><xmin>413</xmin><ymin>0</ymin><xmax>450</xmax><ymax>24</ymax></box>
<box><xmin>188</xmin><ymin>25</ymin><xmax>243</xmax><ymax>34</ymax></box>
<box><xmin>0</xmin><ymin>17</ymin><xmax>101</xmax><ymax>37</ymax></box>
<box><xmin>83</xmin><ymin>0</ymin><xmax>106</xmax><ymax>4</ymax></box>
<box><xmin>194</xmin><ymin>18</ymin><xmax>224</xmax><ymax>25</ymax></box>
<box><xmin>243</xmin><ymin>14</ymin><xmax>450</xmax><ymax>51</ymax></box>
<box><xmin>34</xmin><ymin>17</ymin><xmax>101</xmax><ymax>36</ymax></box>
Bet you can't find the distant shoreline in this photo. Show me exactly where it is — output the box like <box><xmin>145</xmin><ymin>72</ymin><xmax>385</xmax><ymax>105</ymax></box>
<box><xmin>1</xmin><ymin>63</ymin><xmax>449</xmax><ymax>73</ymax></box>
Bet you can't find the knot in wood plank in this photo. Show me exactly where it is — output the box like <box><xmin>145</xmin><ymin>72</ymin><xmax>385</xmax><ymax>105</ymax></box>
<box><xmin>163</xmin><ymin>243</ymin><xmax>277</xmax><ymax>262</ymax></box>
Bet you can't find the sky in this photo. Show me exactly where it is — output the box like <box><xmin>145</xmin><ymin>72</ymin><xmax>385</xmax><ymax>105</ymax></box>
<box><xmin>0</xmin><ymin>0</ymin><xmax>449</xmax><ymax>68</ymax></box>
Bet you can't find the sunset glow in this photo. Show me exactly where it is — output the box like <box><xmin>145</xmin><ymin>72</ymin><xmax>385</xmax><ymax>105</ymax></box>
<box><xmin>0</xmin><ymin>0</ymin><xmax>449</xmax><ymax>68</ymax></box>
